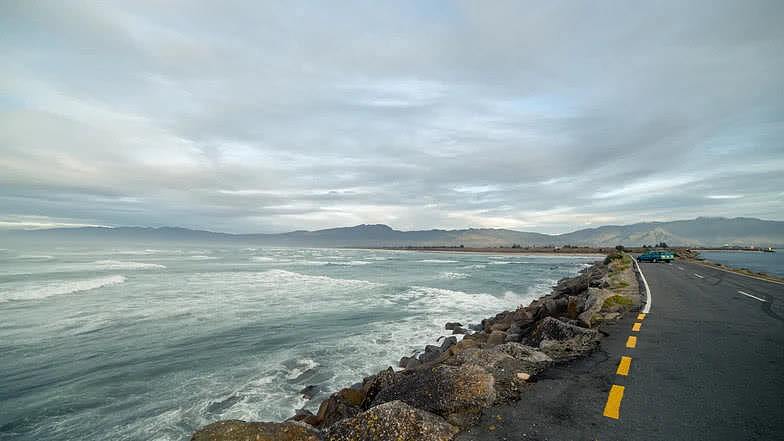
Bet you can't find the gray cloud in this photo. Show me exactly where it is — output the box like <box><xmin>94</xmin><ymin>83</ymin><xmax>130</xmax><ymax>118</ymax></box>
<box><xmin>1</xmin><ymin>1</ymin><xmax>783</xmax><ymax>233</ymax></box>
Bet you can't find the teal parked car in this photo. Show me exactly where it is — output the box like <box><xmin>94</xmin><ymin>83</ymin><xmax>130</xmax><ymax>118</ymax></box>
<box><xmin>637</xmin><ymin>250</ymin><xmax>674</xmax><ymax>263</ymax></box>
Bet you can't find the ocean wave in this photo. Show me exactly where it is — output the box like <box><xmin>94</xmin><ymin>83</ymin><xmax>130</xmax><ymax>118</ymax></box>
<box><xmin>250</xmin><ymin>256</ymin><xmax>276</xmax><ymax>262</ymax></box>
<box><xmin>92</xmin><ymin>260</ymin><xmax>166</xmax><ymax>270</ymax></box>
<box><xmin>0</xmin><ymin>275</ymin><xmax>126</xmax><ymax>302</ymax></box>
<box><xmin>186</xmin><ymin>255</ymin><xmax>218</xmax><ymax>260</ymax></box>
<box><xmin>417</xmin><ymin>259</ymin><xmax>458</xmax><ymax>264</ymax></box>
<box><xmin>461</xmin><ymin>264</ymin><xmax>486</xmax><ymax>269</ymax></box>
<box><xmin>439</xmin><ymin>271</ymin><xmax>471</xmax><ymax>279</ymax></box>
<box><xmin>489</xmin><ymin>261</ymin><xmax>512</xmax><ymax>265</ymax></box>
<box><xmin>285</xmin><ymin>359</ymin><xmax>320</xmax><ymax>380</ymax></box>
<box><xmin>17</xmin><ymin>254</ymin><xmax>54</xmax><ymax>260</ymax></box>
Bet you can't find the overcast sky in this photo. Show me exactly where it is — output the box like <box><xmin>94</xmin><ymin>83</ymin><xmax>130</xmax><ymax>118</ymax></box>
<box><xmin>1</xmin><ymin>1</ymin><xmax>783</xmax><ymax>233</ymax></box>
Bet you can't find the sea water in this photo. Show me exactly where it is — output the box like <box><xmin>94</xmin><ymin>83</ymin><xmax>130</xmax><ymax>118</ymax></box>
<box><xmin>0</xmin><ymin>241</ymin><xmax>598</xmax><ymax>440</ymax></box>
<box><xmin>697</xmin><ymin>250</ymin><xmax>783</xmax><ymax>277</ymax></box>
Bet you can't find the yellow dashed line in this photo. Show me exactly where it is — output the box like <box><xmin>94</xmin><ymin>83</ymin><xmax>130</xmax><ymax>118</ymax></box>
<box><xmin>603</xmin><ymin>385</ymin><xmax>625</xmax><ymax>419</ymax></box>
<box><xmin>616</xmin><ymin>356</ymin><xmax>632</xmax><ymax>376</ymax></box>
<box><xmin>632</xmin><ymin>322</ymin><xmax>642</xmax><ymax>332</ymax></box>
<box><xmin>626</xmin><ymin>335</ymin><xmax>637</xmax><ymax>348</ymax></box>
<box><xmin>637</xmin><ymin>313</ymin><xmax>646</xmax><ymax>320</ymax></box>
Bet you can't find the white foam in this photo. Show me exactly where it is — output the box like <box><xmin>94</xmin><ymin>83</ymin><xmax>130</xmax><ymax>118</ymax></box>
<box><xmin>0</xmin><ymin>275</ymin><xmax>126</xmax><ymax>302</ymax></box>
<box><xmin>417</xmin><ymin>259</ymin><xmax>458</xmax><ymax>263</ymax></box>
<box><xmin>461</xmin><ymin>264</ymin><xmax>486</xmax><ymax>269</ymax></box>
<box><xmin>439</xmin><ymin>271</ymin><xmax>471</xmax><ymax>279</ymax></box>
<box><xmin>250</xmin><ymin>256</ymin><xmax>276</xmax><ymax>262</ymax></box>
<box><xmin>92</xmin><ymin>260</ymin><xmax>166</xmax><ymax>270</ymax></box>
<box><xmin>285</xmin><ymin>359</ymin><xmax>320</xmax><ymax>380</ymax></box>
<box><xmin>186</xmin><ymin>255</ymin><xmax>218</xmax><ymax>260</ymax></box>
<box><xmin>489</xmin><ymin>261</ymin><xmax>512</xmax><ymax>265</ymax></box>
<box><xmin>17</xmin><ymin>254</ymin><xmax>54</xmax><ymax>260</ymax></box>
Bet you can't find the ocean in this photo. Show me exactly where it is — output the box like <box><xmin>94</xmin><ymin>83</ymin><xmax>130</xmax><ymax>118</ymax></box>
<box><xmin>697</xmin><ymin>250</ymin><xmax>783</xmax><ymax>277</ymax></box>
<box><xmin>0</xmin><ymin>241</ymin><xmax>598</xmax><ymax>440</ymax></box>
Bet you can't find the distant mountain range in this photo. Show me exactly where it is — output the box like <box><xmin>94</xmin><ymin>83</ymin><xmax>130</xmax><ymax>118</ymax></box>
<box><xmin>6</xmin><ymin>217</ymin><xmax>783</xmax><ymax>248</ymax></box>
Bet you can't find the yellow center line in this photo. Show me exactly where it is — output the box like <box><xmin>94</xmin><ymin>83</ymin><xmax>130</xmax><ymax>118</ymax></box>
<box><xmin>603</xmin><ymin>385</ymin><xmax>625</xmax><ymax>419</ymax></box>
<box><xmin>616</xmin><ymin>356</ymin><xmax>632</xmax><ymax>376</ymax></box>
<box><xmin>637</xmin><ymin>313</ymin><xmax>646</xmax><ymax>320</ymax></box>
<box><xmin>626</xmin><ymin>335</ymin><xmax>637</xmax><ymax>348</ymax></box>
<box><xmin>632</xmin><ymin>322</ymin><xmax>642</xmax><ymax>332</ymax></box>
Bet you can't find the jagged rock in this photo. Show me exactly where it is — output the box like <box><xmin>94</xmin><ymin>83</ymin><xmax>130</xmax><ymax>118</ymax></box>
<box><xmin>487</xmin><ymin>331</ymin><xmax>507</xmax><ymax>346</ymax></box>
<box><xmin>419</xmin><ymin>345</ymin><xmax>443</xmax><ymax>363</ymax></box>
<box><xmin>493</xmin><ymin>343</ymin><xmax>553</xmax><ymax>373</ymax></box>
<box><xmin>371</xmin><ymin>364</ymin><xmax>496</xmax><ymax>428</ymax></box>
<box><xmin>362</xmin><ymin>367</ymin><xmax>397</xmax><ymax>405</ymax></box>
<box><xmin>287</xmin><ymin>408</ymin><xmax>315</xmax><ymax>422</ymax></box>
<box><xmin>440</xmin><ymin>336</ymin><xmax>458</xmax><ymax>351</ymax></box>
<box><xmin>577</xmin><ymin>288</ymin><xmax>614</xmax><ymax>327</ymax></box>
<box><xmin>504</xmin><ymin>333</ymin><xmax>521</xmax><ymax>343</ymax></box>
<box><xmin>490</xmin><ymin>322</ymin><xmax>510</xmax><ymax>332</ymax></box>
<box><xmin>316</xmin><ymin>387</ymin><xmax>365</xmax><ymax>427</ymax></box>
<box><xmin>324</xmin><ymin>401</ymin><xmax>458</xmax><ymax>441</ymax></box>
<box><xmin>445</xmin><ymin>322</ymin><xmax>463</xmax><ymax>331</ymax></box>
<box><xmin>399</xmin><ymin>356</ymin><xmax>416</xmax><ymax>368</ymax></box>
<box><xmin>443</xmin><ymin>344</ymin><xmax>550</xmax><ymax>402</ymax></box>
<box><xmin>451</xmin><ymin>326</ymin><xmax>468</xmax><ymax>335</ymax></box>
<box><xmin>191</xmin><ymin>420</ymin><xmax>320</xmax><ymax>441</ymax></box>
<box><xmin>300</xmin><ymin>385</ymin><xmax>318</xmax><ymax>400</ymax></box>
<box><xmin>527</xmin><ymin>317</ymin><xmax>599</xmax><ymax>360</ymax></box>
<box><xmin>566</xmin><ymin>297</ymin><xmax>579</xmax><ymax>319</ymax></box>
<box><xmin>516</xmin><ymin>372</ymin><xmax>531</xmax><ymax>381</ymax></box>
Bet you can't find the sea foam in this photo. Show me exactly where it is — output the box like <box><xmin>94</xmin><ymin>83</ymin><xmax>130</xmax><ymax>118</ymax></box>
<box><xmin>0</xmin><ymin>275</ymin><xmax>126</xmax><ymax>302</ymax></box>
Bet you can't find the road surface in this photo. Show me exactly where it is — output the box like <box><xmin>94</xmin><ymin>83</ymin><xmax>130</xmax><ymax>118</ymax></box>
<box><xmin>458</xmin><ymin>259</ymin><xmax>784</xmax><ymax>441</ymax></box>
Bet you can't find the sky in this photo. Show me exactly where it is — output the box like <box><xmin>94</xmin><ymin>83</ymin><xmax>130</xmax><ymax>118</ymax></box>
<box><xmin>1</xmin><ymin>1</ymin><xmax>783</xmax><ymax>234</ymax></box>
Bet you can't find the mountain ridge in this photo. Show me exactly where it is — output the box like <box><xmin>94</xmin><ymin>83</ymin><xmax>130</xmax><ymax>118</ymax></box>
<box><xmin>5</xmin><ymin>217</ymin><xmax>783</xmax><ymax>247</ymax></box>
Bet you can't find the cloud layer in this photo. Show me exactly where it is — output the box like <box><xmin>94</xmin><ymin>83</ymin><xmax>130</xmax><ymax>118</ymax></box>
<box><xmin>2</xmin><ymin>1</ymin><xmax>783</xmax><ymax>233</ymax></box>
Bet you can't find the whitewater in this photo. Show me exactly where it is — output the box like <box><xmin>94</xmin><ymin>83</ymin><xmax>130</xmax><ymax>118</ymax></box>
<box><xmin>0</xmin><ymin>242</ymin><xmax>599</xmax><ymax>440</ymax></box>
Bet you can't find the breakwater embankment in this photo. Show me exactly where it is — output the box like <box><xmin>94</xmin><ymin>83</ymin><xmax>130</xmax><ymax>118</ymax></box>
<box><xmin>192</xmin><ymin>252</ymin><xmax>642</xmax><ymax>441</ymax></box>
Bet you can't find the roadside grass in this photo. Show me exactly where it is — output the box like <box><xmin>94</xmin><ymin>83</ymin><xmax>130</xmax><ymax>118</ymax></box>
<box><xmin>603</xmin><ymin>294</ymin><xmax>633</xmax><ymax>310</ymax></box>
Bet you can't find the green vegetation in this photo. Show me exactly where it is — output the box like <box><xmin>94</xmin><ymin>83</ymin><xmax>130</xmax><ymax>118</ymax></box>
<box><xmin>603</xmin><ymin>295</ymin><xmax>633</xmax><ymax>309</ymax></box>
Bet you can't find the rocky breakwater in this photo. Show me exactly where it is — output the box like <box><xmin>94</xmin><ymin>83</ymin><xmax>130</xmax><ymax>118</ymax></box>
<box><xmin>191</xmin><ymin>252</ymin><xmax>640</xmax><ymax>441</ymax></box>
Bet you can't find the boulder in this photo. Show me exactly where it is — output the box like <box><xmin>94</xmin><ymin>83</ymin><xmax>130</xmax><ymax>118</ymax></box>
<box><xmin>493</xmin><ymin>343</ymin><xmax>553</xmax><ymax>373</ymax></box>
<box><xmin>577</xmin><ymin>288</ymin><xmax>614</xmax><ymax>327</ymax></box>
<box><xmin>315</xmin><ymin>387</ymin><xmax>365</xmax><ymax>427</ymax></box>
<box><xmin>440</xmin><ymin>336</ymin><xmax>458</xmax><ymax>351</ymax></box>
<box><xmin>361</xmin><ymin>368</ymin><xmax>398</xmax><ymax>405</ymax></box>
<box><xmin>418</xmin><ymin>345</ymin><xmax>443</xmax><ymax>363</ymax></box>
<box><xmin>445</xmin><ymin>343</ymin><xmax>551</xmax><ymax>401</ymax></box>
<box><xmin>287</xmin><ymin>408</ymin><xmax>315</xmax><ymax>423</ymax></box>
<box><xmin>399</xmin><ymin>356</ymin><xmax>416</xmax><ymax>368</ymax></box>
<box><xmin>300</xmin><ymin>385</ymin><xmax>318</xmax><ymax>400</ymax></box>
<box><xmin>191</xmin><ymin>420</ymin><xmax>320</xmax><ymax>441</ymax></box>
<box><xmin>451</xmin><ymin>326</ymin><xmax>468</xmax><ymax>335</ymax></box>
<box><xmin>445</xmin><ymin>322</ymin><xmax>463</xmax><ymax>331</ymax></box>
<box><xmin>371</xmin><ymin>364</ymin><xmax>496</xmax><ymax>428</ymax></box>
<box><xmin>486</xmin><ymin>331</ymin><xmax>507</xmax><ymax>346</ymax></box>
<box><xmin>324</xmin><ymin>401</ymin><xmax>458</xmax><ymax>441</ymax></box>
<box><xmin>527</xmin><ymin>317</ymin><xmax>599</xmax><ymax>360</ymax></box>
<box><xmin>504</xmin><ymin>333</ymin><xmax>521</xmax><ymax>343</ymax></box>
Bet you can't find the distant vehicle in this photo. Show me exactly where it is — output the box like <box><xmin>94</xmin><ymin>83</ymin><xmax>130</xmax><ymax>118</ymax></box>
<box><xmin>637</xmin><ymin>250</ymin><xmax>674</xmax><ymax>263</ymax></box>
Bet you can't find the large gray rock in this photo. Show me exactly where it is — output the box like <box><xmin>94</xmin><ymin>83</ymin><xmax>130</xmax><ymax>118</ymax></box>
<box><xmin>577</xmin><ymin>288</ymin><xmax>614</xmax><ymax>327</ymax></box>
<box><xmin>444</xmin><ymin>343</ymin><xmax>552</xmax><ymax>401</ymax></box>
<box><xmin>191</xmin><ymin>420</ymin><xmax>320</xmax><ymax>441</ymax></box>
<box><xmin>324</xmin><ymin>401</ymin><xmax>458</xmax><ymax>441</ymax></box>
<box><xmin>371</xmin><ymin>364</ymin><xmax>496</xmax><ymax>428</ymax></box>
<box><xmin>527</xmin><ymin>317</ymin><xmax>599</xmax><ymax>360</ymax></box>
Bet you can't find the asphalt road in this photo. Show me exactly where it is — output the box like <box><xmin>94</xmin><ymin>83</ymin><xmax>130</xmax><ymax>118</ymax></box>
<box><xmin>458</xmin><ymin>260</ymin><xmax>784</xmax><ymax>441</ymax></box>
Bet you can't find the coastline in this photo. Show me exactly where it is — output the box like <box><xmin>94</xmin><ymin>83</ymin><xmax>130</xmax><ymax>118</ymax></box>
<box><xmin>192</xmin><ymin>250</ymin><xmax>642</xmax><ymax>440</ymax></box>
<box><xmin>676</xmin><ymin>248</ymin><xmax>784</xmax><ymax>284</ymax></box>
<box><xmin>368</xmin><ymin>246</ymin><xmax>608</xmax><ymax>256</ymax></box>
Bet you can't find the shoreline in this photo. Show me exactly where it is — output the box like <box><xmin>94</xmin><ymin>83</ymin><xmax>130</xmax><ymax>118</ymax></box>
<box><xmin>675</xmin><ymin>248</ymin><xmax>784</xmax><ymax>284</ymax></box>
<box><xmin>192</xmin><ymin>250</ymin><xmax>644</xmax><ymax>440</ymax></box>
